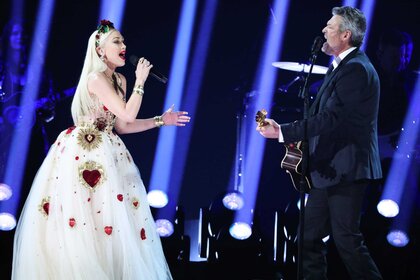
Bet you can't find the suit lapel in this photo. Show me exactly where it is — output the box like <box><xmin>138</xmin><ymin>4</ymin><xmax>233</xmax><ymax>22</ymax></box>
<box><xmin>310</xmin><ymin>49</ymin><xmax>360</xmax><ymax>115</ymax></box>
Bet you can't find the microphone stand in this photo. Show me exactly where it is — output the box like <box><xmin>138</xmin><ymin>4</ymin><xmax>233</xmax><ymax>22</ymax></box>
<box><xmin>296</xmin><ymin>42</ymin><xmax>322</xmax><ymax>280</ymax></box>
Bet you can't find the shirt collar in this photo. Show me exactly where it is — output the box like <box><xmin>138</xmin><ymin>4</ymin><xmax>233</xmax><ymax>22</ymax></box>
<box><xmin>332</xmin><ymin>47</ymin><xmax>357</xmax><ymax>69</ymax></box>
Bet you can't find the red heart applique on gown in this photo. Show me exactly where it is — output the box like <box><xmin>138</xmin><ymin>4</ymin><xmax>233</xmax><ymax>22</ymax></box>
<box><xmin>140</xmin><ymin>228</ymin><xmax>146</xmax><ymax>240</ymax></box>
<box><xmin>82</xmin><ymin>170</ymin><xmax>101</xmax><ymax>188</ymax></box>
<box><xmin>69</xmin><ymin>218</ymin><xmax>76</xmax><ymax>227</ymax></box>
<box><xmin>84</xmin><ymin>134</ymin><xmax>95</xmax><ymax>143</ymax></box>
<box><xmin>104</xmin><ymin>226</ymin><xmax>113</xmax><ymax>235</ymax></box>
<box><xmin>43</xmin><ymin>202</ymin><xmax>50</xmax><ymax>215</ymax></box>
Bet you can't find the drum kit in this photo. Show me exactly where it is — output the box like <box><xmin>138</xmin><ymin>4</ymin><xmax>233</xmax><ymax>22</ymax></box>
<box><xmin>272</xmin><ymin>61</ymin><xmax>328</xmax><ymax>75</ymax></box>
<box><xmin>272</xmin><ymin>61</ymin><xmax>328</xmax><ymax>93</ymax></box>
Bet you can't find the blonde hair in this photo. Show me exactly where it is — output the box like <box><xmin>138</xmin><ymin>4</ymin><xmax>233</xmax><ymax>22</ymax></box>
<box><xmin>71</xmin><ymin>29</ymin><xmax>116</xmax><ymax>124</ymax></box>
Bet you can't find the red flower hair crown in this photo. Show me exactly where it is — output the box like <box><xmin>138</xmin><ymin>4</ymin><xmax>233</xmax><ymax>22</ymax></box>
<box><xmin>95</xmin><ymin>19</ymin><xmax>115</xmax><ymax>47</ymax></box>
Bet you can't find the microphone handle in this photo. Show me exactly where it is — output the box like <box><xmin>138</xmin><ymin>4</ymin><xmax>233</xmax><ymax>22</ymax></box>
<box><xmin>150</xmin><ymin>71</ymin><xmax>168</xmax><ymax>84</ymax></box>
<box><xmin>129</xmin><ymin>55</ymin><xmax>168</xmax><ymax>84</ymax></box>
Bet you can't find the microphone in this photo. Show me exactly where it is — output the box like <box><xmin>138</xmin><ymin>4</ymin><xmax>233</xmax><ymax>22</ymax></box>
<box><xmin>311</xmin><ymin>36</ymin><xmax>325</xmax><ymax>55</ymax></box>
<box><xmin>129</xmin><ymin>55</ymin><xmax>168</xmax><ymax>84</ymax></box>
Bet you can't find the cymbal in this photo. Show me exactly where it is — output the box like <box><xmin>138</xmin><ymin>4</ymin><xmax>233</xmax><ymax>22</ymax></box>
<box><xmin>272</xmin><ymin>61</ymin><xmax>328</xmax><ymax>75</ymax></box>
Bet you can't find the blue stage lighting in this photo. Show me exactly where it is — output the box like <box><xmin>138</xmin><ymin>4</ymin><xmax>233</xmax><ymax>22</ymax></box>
<box><xmin>296</xmin><ymin>194</ymin><xmax>308</xmax><ymax>210</ymax></box>
<box><xmin>229</xmin><ymin>222</ymin><xmax>252</xmax><ymax>240</ymax></box>
<box><xmin>222</xmin><ymin>191</ymin><xmax>244</xmax><ymax>210</ymax></box>
<box><xmin>387</xmin><ymin>230</ymin><xmax>409</xmax><ymax>247</ymax></box>
<box><xmin>99</xmin><ymin>0</ymin><xmax>126</xmax><ymax>29</ymax></box>
<box><xmin>149</xmin><ymin>0</ymin><xmax>197</xmax><ymax>198</ymax></box>
<box><xmin>235</xmin><ymin>0</ymin><xmax>290</xmax><ymax>233</ymax></box>
<box><xmin>0</xmin><ymin>183</ymin><xmax>12</xmax><ymax>201</ymax></box>
<box><xmin>0</xmin><ymin>212</ymin><xmax>16</xmax><ymax>231</ymax></box>
<box><xmin>0</xmin><ymin>0</ymin><xmax>55</xmax><ymax>220</ymax></box>
<box><xmin>156</xmin><ymin>219</ymin><xmax>174</xmax><ymax>237</ymax></box>
<box><xmin>377</xmin><ymin>199</ymin><xmax>399</xmax><ymax>218</ymax></box>
<box><xmin>147</xmin><ymin>190</ymin><xmax>169</xmax><ymax>208</ymax></box>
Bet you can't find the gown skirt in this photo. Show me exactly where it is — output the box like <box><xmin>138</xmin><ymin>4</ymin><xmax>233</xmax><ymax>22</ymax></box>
<box><xmin>12</xmin><ymin>116</ymin><xmax>173</xmax><ymax>279</ymax></box>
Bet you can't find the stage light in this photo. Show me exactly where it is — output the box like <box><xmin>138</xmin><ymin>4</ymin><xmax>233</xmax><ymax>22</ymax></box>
<box><xmin>387</xmin><ymin>230</ymin><xmax>409</xmax><ymax>247</ymax></box>
<box><xmin>377</xmin><ymin>199</ymin><xmax>399</xmax><ymax>218</ymax></box>
<box><xmin>207</xmin><ymin>192</ymin><xmax>236</xmax><ymax>238</ymax></box>
<box><xmin>229</xmin><ymin>222</ymin><xmax>252</xmax><ymax>240</ymax></box>
<box><xmin>212</xmin><ymin>222</ymin><xmax>263</xmax><ymax>267</ymax></box>
<box><xmin>149</xmin><ymin>0</ymin><xmax>198</xmax><ymax>201</ymax></box>
<box><xmin>222</xmin><ymin>191</ymin><xmax>244</xmax><ymax>210</ymax></box>
<box><xmin>0</xmin><ymin>212</ymin><xmax>16</xmax><ymax>231</ymax></box>
<box><xmin>147</xmin><ymin>190</ymin><xmax>168</xmax><ymax>208</ymax></box>
<box><xmin>0</xmin><ymin>0</ymin><xmax>55</xmax><ymax>223</ymax></box>
<box><xmin>378</xmin><ymin>79</ymin><xmax>420</xmax><ymax>220</ymax></box>
<box><xmin>99</xmin><ymin>0</ymin><xmax>126</xmax><ymax>29</ymax></box>
<box><xmin>156</xmin><ymin>219</ymin><xmax>174</xmax><ymax>237</ymax></box>
<box><xmin>0</xmin><ymin>183</ymin><xmax>12</xmax><ymax>201</ymax></box>
<box><xmin>296</xmin><ymin>194</ymin><xmax>308</xmax><ymax>210</ymax></box>
<box><xmin>240</xmin><ymin>0</ymin><xmax>290</xmax><ymax>235</ymax></box>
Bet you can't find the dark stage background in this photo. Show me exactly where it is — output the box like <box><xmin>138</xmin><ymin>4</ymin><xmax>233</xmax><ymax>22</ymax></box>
<box><xmin>1</xmin><ymin>0</ymin><xmax>420</xmax><ymax>279</ymax></box>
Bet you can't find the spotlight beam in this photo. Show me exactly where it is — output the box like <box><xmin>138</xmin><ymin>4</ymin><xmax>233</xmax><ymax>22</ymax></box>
<box><xmin>168</xmin><ymin>0</ymin><xmax>218</xmax><ymax>213</ymax></box>
<box><xmin>235</xmin><ymin>0</ymin><xmax>290</xmax><ymax>227</ymax></box>
<box><xmin>378</xmin><ymin>75</ymin><xmax>420</xmax><ymax>216</ymax></box>
<box><xmin>99</xmin><ymin>0</ymin><xmax>126</xmax><ymax>29</ymax></box>
<box><xmin>149</xmin><ymin>0</ymin><xmax>198</xmax><ymax>197</ymax></box>
<box><xmin>0</xmin><ymin>0</ymin><xmax>55</xmax><ymax>224</ymax></box>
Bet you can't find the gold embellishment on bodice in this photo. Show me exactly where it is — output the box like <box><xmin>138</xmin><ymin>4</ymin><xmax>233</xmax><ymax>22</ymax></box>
<box><xmin>77</xmin><ymin>94</ymin><xmax>119</xmax><ymax>132</ymax></box>
<box><xmin>77</xmin><ymin>126</ymin><xmax>103</xmax><ymax>151</ymax></box>
<box><xmin>75</xmin><ymin>72</ymin><xmax>124</xmax><ymax>135</ymax></box>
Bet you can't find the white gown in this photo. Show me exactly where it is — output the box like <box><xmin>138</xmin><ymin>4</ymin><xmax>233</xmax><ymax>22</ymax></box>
<box><xmin>12</xmin><ymin>95</ymin><xmax>172</xmax><ymax>279</ymax></box>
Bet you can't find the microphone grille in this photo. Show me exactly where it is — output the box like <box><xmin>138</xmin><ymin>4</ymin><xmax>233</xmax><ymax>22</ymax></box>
<box><xmin>311</xmin><ymin>36</ymin><xmax>325</xmax><ymax>54</ymax></box>
<box><xmin>129</xmin><ymin>55</ymin><xmax>138</xmax><ymax>66</ymax></box>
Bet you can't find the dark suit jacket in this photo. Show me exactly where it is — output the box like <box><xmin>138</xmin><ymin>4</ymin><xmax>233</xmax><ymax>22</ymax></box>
<box><xmin>281</xmin><ymin>49</ymin><xmax>382</xmax><ymax>188</ymax></box>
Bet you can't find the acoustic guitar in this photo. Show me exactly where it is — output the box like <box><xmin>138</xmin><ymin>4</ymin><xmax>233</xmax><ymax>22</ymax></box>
<box><xmin>256</xmin><ymin>109</ymin><xmax>311</xmax><ymax>193</ymax></box>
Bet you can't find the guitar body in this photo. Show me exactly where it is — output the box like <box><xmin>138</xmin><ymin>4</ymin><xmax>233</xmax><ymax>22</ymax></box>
<box><xmin>281</xmin><ymin>142</ymin><xmax>311</xmax><ymax>193</ymax></box>
<box><xmin>255</xmin><ymin>109</ymin><xmax>311</xmax><ymax>193</ymax></box>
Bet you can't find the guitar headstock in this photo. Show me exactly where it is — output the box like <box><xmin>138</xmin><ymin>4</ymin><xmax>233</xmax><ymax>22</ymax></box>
<box><xmin>255</xmin><ymin>109</ymin><xmax>269</xmax><ymax>127</ymax></box>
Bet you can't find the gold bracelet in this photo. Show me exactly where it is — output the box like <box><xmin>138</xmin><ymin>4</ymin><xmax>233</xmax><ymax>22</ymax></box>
<box><xmin>153</xmin><ymin>116</ymin><xmax>165</xmax><ymax>128</ymax></box>
<box><xmin>133</xmin><ymin>85</ymin><xmax>144</xmax><ymax>96</ymax></box>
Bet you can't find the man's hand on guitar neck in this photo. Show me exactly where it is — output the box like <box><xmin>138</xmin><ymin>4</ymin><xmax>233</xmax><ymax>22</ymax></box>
<box><xmin>256</xmin><ymin>111</ymin><xmax>280</xmax><ymax>139</ymax></box>
<box><xmin>256</xmin><ymin>118</ymin><xmax>280</xmax><ymax>139</ymax></box>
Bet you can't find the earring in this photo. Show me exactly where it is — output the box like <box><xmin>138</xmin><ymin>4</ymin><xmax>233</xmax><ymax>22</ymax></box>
<box><xmin>100</xmin><ymin>54</ymin><xmax>105</xmax><ymax>61</ymax></box>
